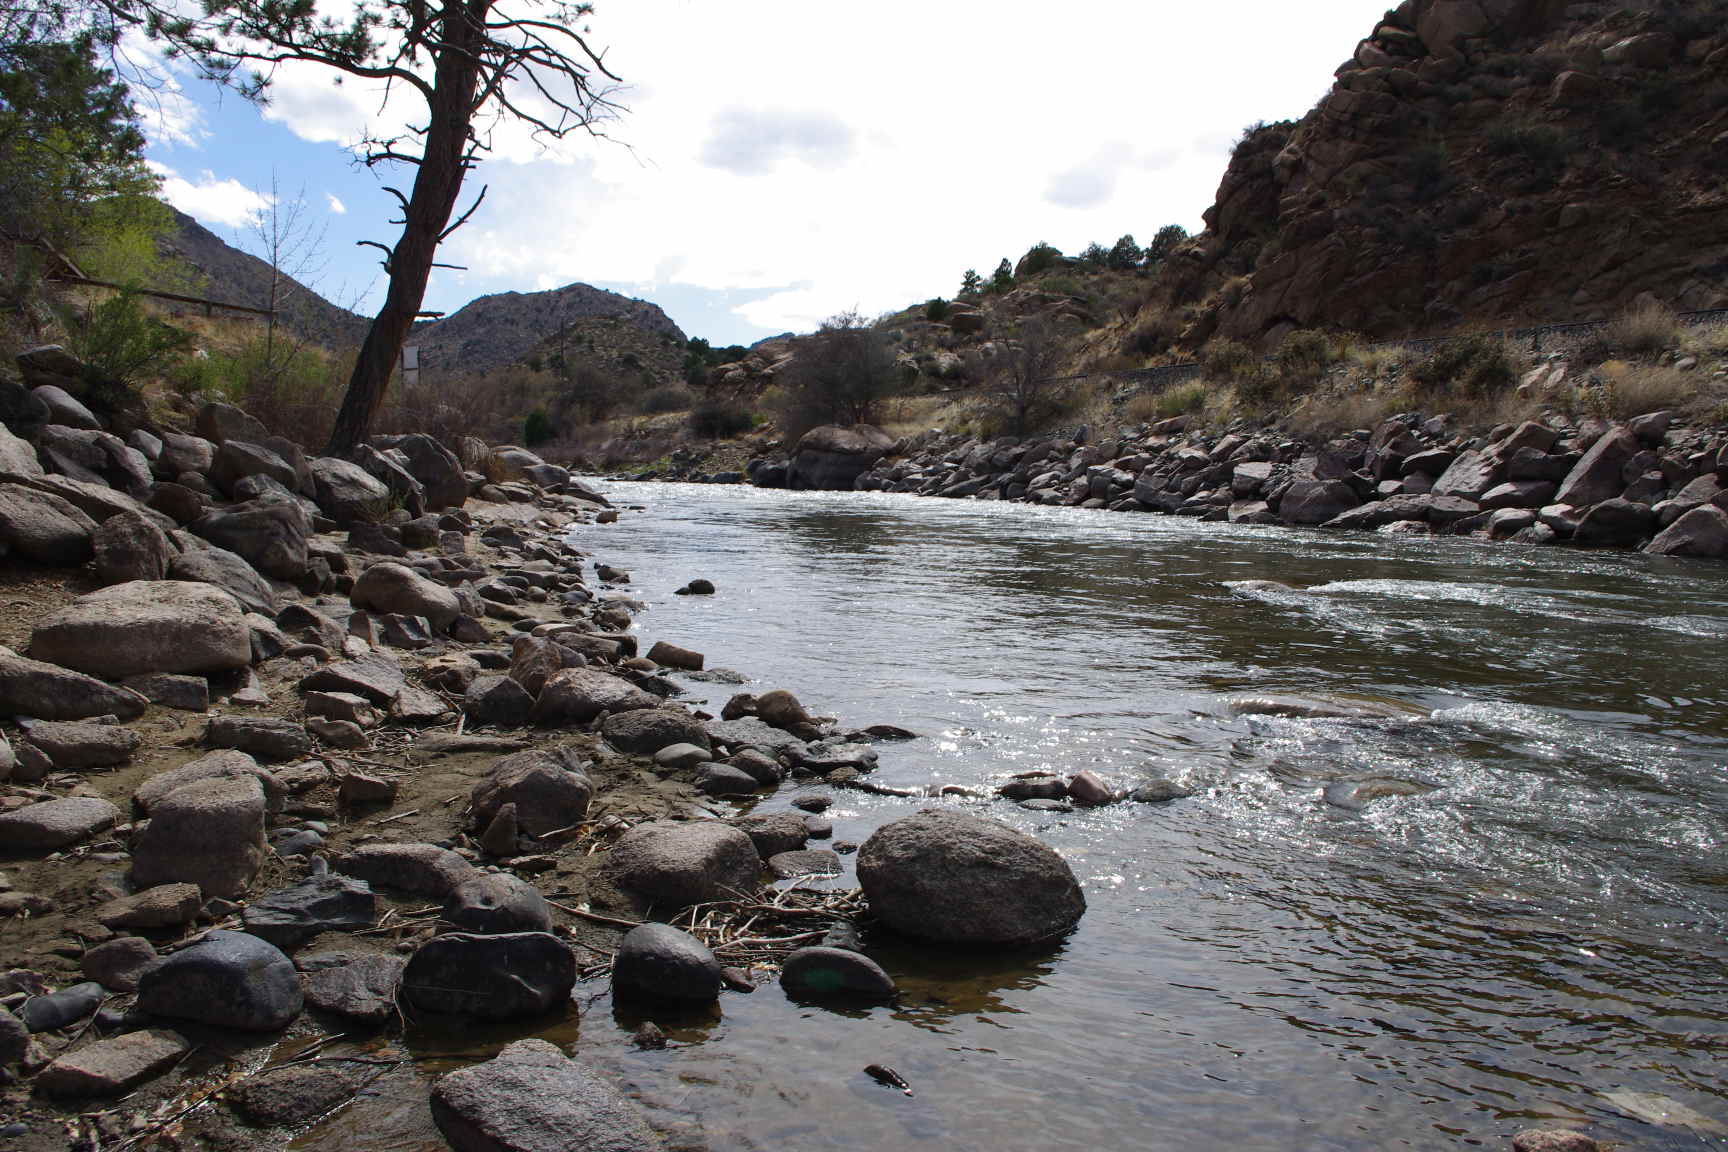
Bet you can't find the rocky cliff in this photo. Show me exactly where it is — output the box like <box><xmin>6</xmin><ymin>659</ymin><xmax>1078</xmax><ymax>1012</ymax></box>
<box><xmin>1132</xmin><ymin>0</ymin><xmax>1728</xmax><ymax>352</ymax></box>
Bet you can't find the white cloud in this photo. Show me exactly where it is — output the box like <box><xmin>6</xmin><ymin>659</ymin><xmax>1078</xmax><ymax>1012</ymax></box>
<box><xmin>327</xmin><ymin>193</ymin><xmax>348</xmax><ymax>214</ymax></box>
<box><xmin>151</xmin><ymin>163</ymin><xmax>274</xmax><ymax>227</ymax></box>
<box><xmin>155</xmin><ymin>0</ymin><xmax>1390</xmax><ymax>338</ymax></box>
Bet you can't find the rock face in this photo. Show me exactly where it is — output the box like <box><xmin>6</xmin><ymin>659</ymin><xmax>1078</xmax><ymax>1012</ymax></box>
<box><xmin>129</xmin><ymin>774</ymin><xmax>268</xmax><ymax>898</ymax></box>
<box><xmin>788</xmin><ymin>424</ymin><xmax>895</xmax><ymax>491</ymax></box>
<box><xmin>31</xmin><ymin>581</ymin><xmax>252</xmax><ymax>678</ymax></box>
<box><xmin>1119</xmin><ymin>0</ymin><xmax>1728</xmax><ymax>346</ymax></box>
<box><xmin>857</xmin><ymin>809</ymin><xmax>1086</xmax><ymax>946</ymax></box>
<box><xmin>600</xmin><ymin>820</ymin><xmax>761</xmax><ymax>910</ymax></box>
<box><xmin>136</xmin><ymin>930</ymin><xmax>303</xmax><ymax>1031</ymax></box>
<box><xmin>401</xmin><ymin>932</ymin><xmax>575</xmax><ymax>1019</ymax></box>
<box><xmin>430</xmin><ymin>1039</ymin><xmax>659</xmax><ymax>1152</ymax></box>
<box><xmin>611</xmin><ymin>923</ymin><xmax>722</xmax><ymax>1003</ymax></box>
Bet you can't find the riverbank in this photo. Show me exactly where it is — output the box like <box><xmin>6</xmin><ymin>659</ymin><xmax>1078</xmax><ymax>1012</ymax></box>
<box><xmin>649</xmin><ymin>408</ymin><xmax>1728</xmax><ymax>562</ymax></box>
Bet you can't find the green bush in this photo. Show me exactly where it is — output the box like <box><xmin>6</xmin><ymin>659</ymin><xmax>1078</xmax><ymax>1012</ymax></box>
<box><xmin>1017</xmin><ymin>243</ymin><xmax>1063</xmax><ymax>277</ymax></box>
<box><xmin>1204</xmin><ymin>340</ymin><xmax>1258</xmax><ymax>380</ymax></box>
<box><xmin>66</xmin><ymin>289</ymin><xmax>190</xmax><ymax>392</ymax></box>
<box><xmin>638</xmin><ymin>383</ymin><xmax>694</xmax><ymax>414</ymax></box>
<box><xmin>689</xmin><ymin>397</ymin><xmax>754</xmax><ymax>439</ymax></box>
<box><xmin>925</xmin><ymin>297</ymin><xmax>950</xmax><ymax>323</ymax></box>
<box><xmin>1274</xmin><ymin>329</ymin><xmax>1333</xmax><ymax>381</ymax></box>
<box><xmin>1410</xmin><ymin>334</ymin><xmax>1515</xmax><ymax>395</ymax></box>
<box><xmin>523</xmin><ymin>408</ymin><xmax>555</xmax><ymax>445</ymax></box>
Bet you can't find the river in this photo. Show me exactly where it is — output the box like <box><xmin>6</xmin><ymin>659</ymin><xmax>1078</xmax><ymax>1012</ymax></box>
<box><xmin>314</xmin><ymin>481</ymin><xmax>1728</xmax><ymax>1151</ymax></box>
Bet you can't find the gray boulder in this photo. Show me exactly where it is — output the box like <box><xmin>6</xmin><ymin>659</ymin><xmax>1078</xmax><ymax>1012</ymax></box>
<box><xmin>130</xmin><ymin>774</ymin><xmax>267</xmax><ymax>897</ymax></box>
<box><xmin>0</xmin><ymin>796</ymin><xmax>119</xmax><ymax>851</ymax></box>
<box><xmin>134</xmin><ymin>749</ymin><xmax>281</xmax><ymax>814</ymax></box>
<box><xmin>1574</xmin><ymin>498</ymin><xmax>1656</xmax><ymax>547</ymax></box>
<box><xmin>205</xmin><ymin>716</ymin><xmax>312</xmax><ymax>761</ymax></box>
<box><xmin>80</xmin><ymin>936</ymin><xmax>159</xmax><ymax>992</ymax></box>
<box><xmin>195</xmin><ymin>402</ymin><xmax>269</xmax><ymax>444</ymax></box>
<box><xmin>788</xmin><ymin>424</ymin><xmax>895</xmax><ymax>491</ymax></box>
<box><xmin>0</xmin><ymin>481</ymin><xmax>97</xmax><ymax>565</ymax></box>
<box><xmin>243</xmin><ymin>874</ymin><xmax>377</xmax><ymax>949</ymax></box>
<box><xmin>531</xmin><ymin>668</ymin><xmax>659</xmax><ymax>725</ymax></box>
<box><xmin>32</xmin><ymin>384</ymin><xmax>99</xmax><ymax>429</ymax></box>
<box><xmin>136</xmin><ymin>929</ymin><xmax>302</xmax><ymax>1031</ymax></box>
<box><xmin>388</xmin><ymin>433</ymin><xmax>466</xmax><ymax>510</ymax></box>
<box><xmin>471</xmin><ymin>746</ymin><xmax>592</xmax><ymax>838</ymax></box>
<box><xmin>158</xmin><ymin>432</ymin><xmax>215</xmax><ymax>476</ymax></box>
<box><xmin>20</xmin><ymin>719</ymin><xmax>139</xmax><ymax>769</ymax></box>
<box><xmin>0</xmin><ymin>422</ymin><xmax>43</xmax><ymax>476</ymax></box>
<box><xmin>296</xmin><ymin>950</ymin><xmax>405</xmax><ymax>1022</ymax></box>
<box><xmin>600</xmin><ymin>820</ymin><xmax>760</xmax><ymax>909</ymax></box>
<box><xmin>209</xmin><ymin>440</ymin><xmax>297</xmax><ymax>496</ymax></box>
<box><xmin>731</xmin><ymin>812</ymin><xmax>808</xmax><ymax>858</ymax></box>
<box><xmin>401</xmin><ymin>932</ymin><xmax>575</xmax><ymax>1019</ymax></box>
<box><xmin>601</xmin><ymin>707</ymin><xmax>711</xmax><ymax>756</ymax></box>
<box><xmin>336</xmin><ymin>842</ymin><xmax>476</xmax><ymax>897</ymax></box>
<box><xmin>350</xmin><ymin>561</ymin><xmax>460</xmax><ymax>629</ymax></box>
<box><xmin>611</xmin><ymin>923</ymin><xmax>721</xmax><ymax>1003</ymax></box>
<box><xmin>31</xmin><ymin>580</ymin><xmax>250</xmax><ymax>678</ymax></box>
<box><xmin>1646</xmin><ymin>504</ymin><xmax>1728</xmax><ymax>557</ymax></box>
<box><xmin>310</xmin><ymin>456</ymin><xmax>390</xmax><ymax>526</ymax></box>
<box><xmin>1555</xmin><ymin>426</ymin><xmax>1639</xmax><ymax>507</ymax></box>
<box><xmin>168</xmin><ymin>545</ymin><xmax>278</xmax><ymax>615</ymax></box>
<box><xmin>1278</xmin><ymin>478</ymin><xmax>1360</xmax><ymax>525</ymax></box>
<box><xmin>443</xmin><ymin>872</ymin><xmax>553</xmax><ymax>934</ymax></box>
<box><xmin>857</xmin><ymin>808</ymin><xmax>1085</xmax><ymax>946</ymax></box>
<box><xmin>34</xmin><ymin>1028</ymin><xmax>189</xmax><ymax>1097</ymax></box>
<box><xmin>430</xmin><ymin>1039</ymin><xmax>658</xmax><ymax>1152</ymax></box>
<box><xmin>191</xmin><ymin>498</ymin><xmax>310</xmax><ymax>580</ymax></box>
<box><xmin>91</xmin><ymin>508</ymin><xmax>175</xmax><ymax>584</ymax></box>
<box><xmin>464</xmin><ymin>675</ymin><xmax>534</xmax><ymax>727</ymax></box>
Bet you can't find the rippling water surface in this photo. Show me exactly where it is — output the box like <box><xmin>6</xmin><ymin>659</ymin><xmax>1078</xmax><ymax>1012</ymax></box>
<box><xmin>308</xmin><ymin>482</ymin><xmax>1728</xmax><ymax>1152</ymax></box>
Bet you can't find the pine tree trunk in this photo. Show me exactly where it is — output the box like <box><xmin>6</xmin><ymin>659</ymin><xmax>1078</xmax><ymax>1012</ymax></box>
<box><xmin>326</xmin><ymin>0</ymin><xmax>489</xmax><ymax>455</ymax></box>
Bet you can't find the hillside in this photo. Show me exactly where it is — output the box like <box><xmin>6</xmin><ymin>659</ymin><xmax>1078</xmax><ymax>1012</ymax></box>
<box><xmin>158</xmin><ymin>207</ymin><xmax>370</xmax><ymax>350</ymax></box>
<box><xmin>1119</xmin><ymin>0</ymin><xmax>1728</xmax><ymax>355</ymax></box>
<box><xmin>409</xmin><ymin>282</ymin><xmax>687</xmax><ymax>382</ymax></box>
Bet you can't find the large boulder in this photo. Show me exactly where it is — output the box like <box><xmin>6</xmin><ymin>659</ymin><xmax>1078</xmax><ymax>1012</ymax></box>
<box><xmin>92</xmin><ymin>509</ymin><xmax>175</xmax><ymax>584</ymax></box>
<box><xmin>195</xmin><ymin>402</ymin><xmax>269</xmax><ymax>444</ymax></box>
<box><xmin>350</xmin><ymin>562</ymin><xmax>460</xmax><ymax>630</ymax></box>
<box><xmin>133</xmin><ymin>749</ymin><xmax>282</xmax><ymax>815</ymax></box>
<box><xmin>470</xmin><ymin>746</ymin><xmax>593</xmax><ymax>838</ymax></box>
<box><xmin>0</xmin><ymin>645</ymin><xmax>146</xmax><ymax>720</ymax></box>
<box><xmin>387</xmin><ymin>433</ymin><xmax>467</xmax><ymax>510</ymax></box>
<box><xmin>611</xmin><ymin>923</ymin><xmax>721</xmax><ymax>1003</ymax></box>
<box><xmin>600</xmin><ymin>707</ymin><xmax>711</xmax><ymax>756</ymax></box>
<box><xmin>788</xmin><ymin>424</ymin><xmax>895</xmax><ymax>491</ymax></box>
<box><xmin>129</xmin><ymin>773</ymin><xmax>268</xmax><ymax>898</ymax></box>
<box><xmin>36</xmin><ymin>426</ymin><xmax>153</xmax><ymax>494</ymax></box>
<box><xmin>168</xmin><ymin>545</ymin><xmax>278</xmax><ymax>615</ymax></box>
<box><xmin>242</xmin><ymin>874</ymin><xmax>377</xmax><ymax>949</ymax></box>
<box><xmin>599</xmin><ymin>820</ymin><xmax>761</xmax><ymax>909</ymax></box>
<box><xmin>857</xmin><ymin>808</ymin><xmax>1085</xmax><ymax>946</ymax></box>
<box><xmin>310</xmin><ymin>457</ymin><xmax>391</xmax><ymax>526</ymax></box>
<box><xmin>401</xmin><ymin>932</ymin><xmax>575</xmax><ymax>1019</ymax></box>
<box><xmin>191</xmin><ymin>498</ymin><xmax>310</xmax><ymax>580</ymax></box>
<box><xmin>336</xmin><ymin>842</ymin><xmax>476</xmax><ymax>898</ymax></box>
<box><xmin>0</xmin><ymin>481</ymin><xmax>97</xmax><ymax>565</ymax></box>
<box><xmin>1555</xmin><ymin>426</ymin><xmax>1639</xmax><ymax>507</ymax></box>
<box><xmin>530</xmin><ymin>668</ymin><xmax>659</xmax><ymax>725</ymax></box>
<box><xmin>430</xmin><ymin>1039</ymin><xmax>658</xmax><ymax>1152</ymax></box>
<box><xmin>31</xmin><ymin>580</ymin><xmax>251</xmax><ymax>678</ymax></box>
<box><xmin>157</xmin><ymin>432</ymin><xmax>215</xmax><ymax>477</ymax></box>
<box><xmin>1646</xmin><ymin>504</ymin><xmax>1728</xmax><ymax>557</ymax></box>
<box><xmin>442</xmin><ymin>872</ymin><xmax>553</xmax><ymax>935</ymax></box>
<box><xmin>136</xmin><ymin>929</ymin><xmax>301</xmax><ymax>1031</ymax></box>
<box><xmin>209</xmin><ymin>440</ymin><xmax>298</xmax><ymax>496</ymax></box>
<box><xmin>1278</xmin><ymin>478</ymin><xmax>1360</xmax><ymax>525</ymax></box>
<box><xmin>0</xmin><ymin>423</ymin><xmax>43</xmax><ymax>476</ymax></box>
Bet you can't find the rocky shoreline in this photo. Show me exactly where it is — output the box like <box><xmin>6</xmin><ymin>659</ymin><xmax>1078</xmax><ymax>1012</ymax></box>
<box><xmin>679</xmin><ymin>409</ymin><xmax>1728</xmax><ymax>562</ymax></box>
<box><xmin>0</xmin><ymin>363</ymin><xmax>1098</xmax><ymax>1150</ymax></box>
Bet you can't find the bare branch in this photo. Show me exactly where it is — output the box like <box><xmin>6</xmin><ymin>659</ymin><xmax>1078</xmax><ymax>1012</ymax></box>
<box><xmin>439</xmin><ymin>184</ymin><xmax>487</xmax><ymax>241</ymax></box>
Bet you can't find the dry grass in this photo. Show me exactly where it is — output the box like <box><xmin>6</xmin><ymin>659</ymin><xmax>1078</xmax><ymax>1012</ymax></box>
<box><xmin>1681</xmin><ymin>321</ymin><xmax>1728</xmax><ymax>360</ymax></box>
<box><xmin>1125</xmin><ymin>380</ymin><xmax>1208</xmax><ymax>424</ymax></box>
<box><xmin>1604</xmin><ymin>298</ymin><xmax>1681</xmax><ymax>357</ymax></box>
<box><xmin>1596</xmin><ymin>360</ymin><xmax>1704</xmax><ymax>417</ymax></box>
<box><xmin>1285</xmin><ymin>382</ymin><xmax>1411</xmax><ymax>439</ymax></box>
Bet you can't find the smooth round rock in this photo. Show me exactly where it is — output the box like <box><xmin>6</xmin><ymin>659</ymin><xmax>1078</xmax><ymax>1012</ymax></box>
<box><xmin>136</xmin><ymin>930</ymin><xmax>302</xmax><ymax>1031</ymax></box>
<box><xmin>779</xmin><ymin>946</ymin><xmax>896</xmax><ymax>1003</ymax></box>
<box><xmin>401</xmin><ymin>932</ymin><xmax>574</xmax><ymax>1020</ymax></box>
<box><xmin>443</xmin><ymin>872</ymin><xmax>553</xmax><ymax>934</ymax></box>
<box><xmin>611</xmin><ymin>923</ymin><xmax>722</xmax><ymax>1004</ymax></box>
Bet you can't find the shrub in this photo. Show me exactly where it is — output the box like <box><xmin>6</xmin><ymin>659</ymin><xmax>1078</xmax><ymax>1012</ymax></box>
<box><xmin>637</xmin><ymin>383</ymin><xmax>693</xmax><ymax>414</ymax></box>
<box><xmin>1017</xmin><ymin>243</ymin><xmax>1063</xmax><ymax>277</ymax></box>
<box><xmin>523</xmin><ymin>408</ymin><xmax>555</xmax><ymax>445</ymax></box>
<box><xmin>1483</xmin><ymin>119</ymin><xmax>1570</xmax><ymax>178</ymax></box>
<box><xmin>66</xmin><ymin>289</ymin><xmax>191</xmax><ymax>390</ymax></box>
<box><xmin>1274</xmin><ymin>329</ymin><xmax>1333</xmax><ymax>382</ymax></box>
<box><xmin>1126</xmin><ymin>380</ymin><xmax>1208</xmax><ymax>423</ymax></box>
<box><xmin>1204</xmin><ymin>340</ymin><xmax>1258</xmax><ymax>380</ymax></box>
<box><xmin>1598</xmin><ymin>361</ymin><xmax>1697</xmax><ymax>417</ymax></box>
<box><xmin>771</xmin><ymin>311</ymin><xmax>898</xmax><ymax>444</ymax></box>
<box><xmin>688</xmin><ymin>397</ymin><xmax>754</xmax><ymax>439</ymax></box>
<box><xmin>925</xmin><ymin>297</ymin><xmax>950</xmax><ymax>323</ymax></box>
<box><xmin>1410</xmin><ymin>333</ymin><xmax>1516</xmax><ymax>395</ymax></box>
<box><xmin>1603</xmin><ymin>298</ymin><xmax>1679</xmax><ymax>357</ymax></box>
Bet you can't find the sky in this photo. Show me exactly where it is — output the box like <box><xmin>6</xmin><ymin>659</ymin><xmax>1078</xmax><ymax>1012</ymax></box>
<box><xmin>137</xmin><ymin>1</ymin><xmax>1386</xmax><ymax>350</ymax></box>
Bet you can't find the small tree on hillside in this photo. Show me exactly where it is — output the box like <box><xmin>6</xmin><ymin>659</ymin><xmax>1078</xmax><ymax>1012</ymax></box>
<box><xmin>1106</xmin><ymin>233</ymin><xmax>1141</xmax><ymax>271</ymax></box>
<box><xmin>1145</xmin><ymin>223</ymin><xmax>1188</xmax><ymax>265</ymax></box>
<box><xmin>1018</xmin><ymin>241</ymin><xmax>1062</xmax><ymax>277</ymax></box>
<box><xmin>959</xmin><ymin>268</ymin><xmax>983</xmax><ymax>297</ymax></box>
<box><xmin>989</xmin><ymin>258</ymin><xmax>1013</xmax><ymax>293</ymax></box>
<box><xmin>94</xmin><ymin>0</ymin><xmax>623</xmax><ymax>453</ymax></box>
<box><xmin>987</xmin><ymin>315</ymin><xmax>1069</xmax><ymax>436</ymax></box>
<box><xmin>243</xmin><ymin>176</ymin><xmax>328</xmax><ymax>397</ymax></box>
<box><xmin>1079</xmin><ymin>241</ymin><xmax>1108</xmax><ymax>268</ymax></box>
<box><xmin>773</xmin><ymin>310</ymin><xmax>896</xmax><ymax>444</ymax></box>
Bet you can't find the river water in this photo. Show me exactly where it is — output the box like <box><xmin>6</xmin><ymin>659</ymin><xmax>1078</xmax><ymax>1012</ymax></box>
<box><xmin>312</xmin><ymin>482</ymin><xmax>1728</xmax><ymax>1151</ymax></box>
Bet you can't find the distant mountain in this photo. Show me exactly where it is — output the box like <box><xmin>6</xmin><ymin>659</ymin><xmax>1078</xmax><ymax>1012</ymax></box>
<box><xmin>408</xmin><ymin>282</ymin><xmax>688</xmax><ymax>381</ymax></box>
<box><xmin>158</xmin><ymin>207</ymin><xmax>370</xmax><ymax>349</ymax></box>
